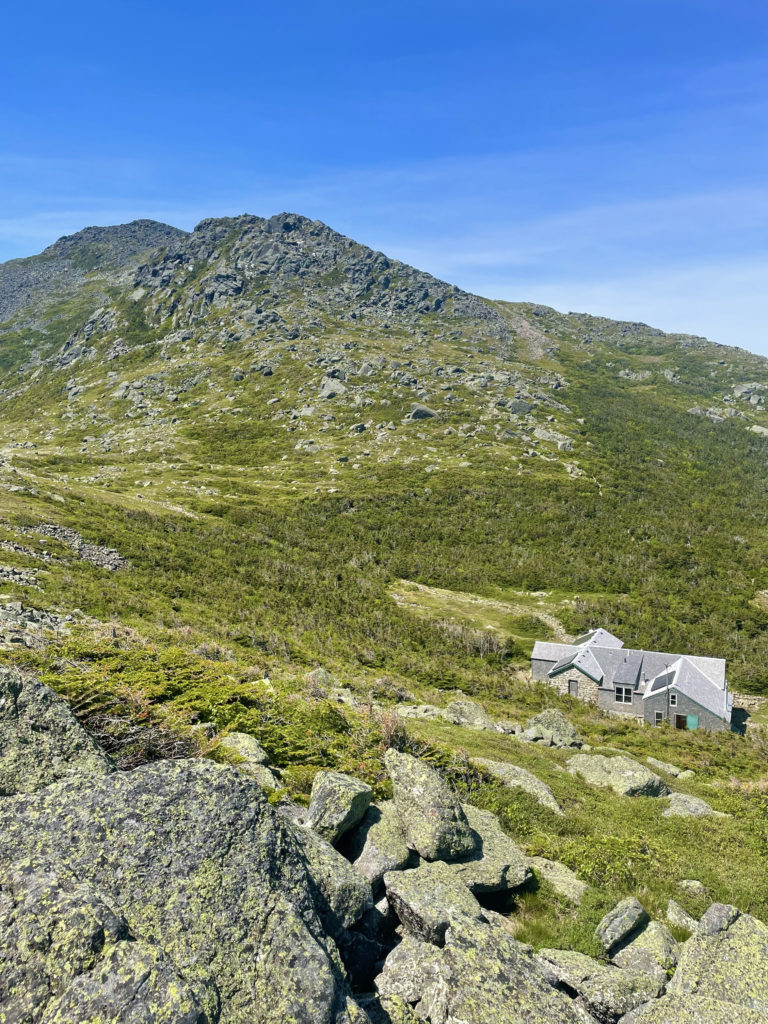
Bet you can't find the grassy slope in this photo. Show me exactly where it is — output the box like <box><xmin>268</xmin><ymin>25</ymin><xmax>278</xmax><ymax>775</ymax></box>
<box><xmin>0</xmin><ymin>230</ymin><xmax>768</xmax><ymax>953</ymax></box>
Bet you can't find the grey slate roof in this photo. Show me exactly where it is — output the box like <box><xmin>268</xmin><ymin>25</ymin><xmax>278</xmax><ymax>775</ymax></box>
<box><xmin>532</xmin><ymin>629</ymin><xmax>729</xmax><ymax>722</ymax></box>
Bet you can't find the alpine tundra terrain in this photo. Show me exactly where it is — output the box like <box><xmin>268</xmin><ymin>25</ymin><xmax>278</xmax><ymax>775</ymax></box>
<box><xmin>1</xmin><ymin>213</ymin><xmax>768</xmax><ymax>1023</ymax></box>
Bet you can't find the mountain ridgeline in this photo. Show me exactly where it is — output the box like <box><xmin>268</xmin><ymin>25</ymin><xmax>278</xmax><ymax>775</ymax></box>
<box><xmin>0</xmin><ymin>212</ymin><xmax>767</xmax><ymax>689</ymax></box>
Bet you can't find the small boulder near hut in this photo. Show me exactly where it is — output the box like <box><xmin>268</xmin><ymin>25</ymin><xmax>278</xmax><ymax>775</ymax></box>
<box><xmin>474</xmin><ymin>757</ymin><xmax>564</xmax><ymax>815</ymax></box>
<box><xmin>567</xmin><ymin>754</ymin><xmax>671</xmax><ymax>798</ymax></box>
<box><xmin>384</xmin><ymin>748</ymin><xmax>475</xmax><ymax>861</ymax></box>
<box><xmin>442</xmin><ymin>699</ymin><xmax>497</xmax><ymax>731</ymax></box>
<box><xmin>522</xmin><ymin>709</ymin><xmax>583</xmax><ymax>748</ymax></box>
<box><xmin>306</xmin><ymin>770</ymin><xmax>373</xmax><ymax>845</ymax></box>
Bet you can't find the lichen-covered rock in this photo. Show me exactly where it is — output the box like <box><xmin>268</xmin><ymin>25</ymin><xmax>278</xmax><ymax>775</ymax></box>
<box><xmin>617</xmin><ymin>995</ymin><xmax>766</xmax><ymax>1023</ymax></box>
<box><xmin>666</xmin><ymin>899</ymin><xmax>698</xmax><ymax>933</ymax></box>
<box><xmin>376</xmin><ymin>915</ymin><xmax>599</xmax><ymax>1023</ymax></box>
<box><xmin>678</xmin><ymin>879</ymin><xmax>705</xmax><ymax>898</ymax></box>
<box><xmin>612</xmin><ymin>921</ymin><xmax>678</xmax><ymax>977</ymax></box>
<box><xmin>646</xmin><ymin>757</ymin><xmax>684</xmax><ymax>777</ymax></box>
<box><xmin>218</xmin><ymin>730</ymin><xmax>270</xmax><ymax>764</ymax></box>
<box><xmin>474</xmin><ymin>757</ymin><xmax>563</xmax><ymax>814</ymax></box>
<box><xmin>662</xmin><ymin>793</ymin><xmax>726</xmax><ymax>818</ymax></box>
<box><xmin>441</xmin><ymin>699</ymin><xmax>496</xmax><ymax>731</ymax></box>
<box><xmin>527</xmin><ymin>856</ymin><xmax>590</xmax><ymax>904</ymax></box>
<box><xmin>567</xmin><ymin>755</ymin><xmax>671</xmax><ymax>798</ymax></box>
<box><xmin>0</xmin><ymin>666</ymin><xmax>112</xmax><ymax>796</ymax></box>
<box><xmin>293</xmin><ymin>823</ymin><xmax>374</xmax><ymax>932</ymax></box>
<box><xmin>524</xmin><ymin>709</ymin><xmax>582</xmax><ymax>748</ymax></box>
<box><xmin>0</xmin><ymin>759</ymin><xmax>357</xmax><ymax>1023</ymax></box>
<box><xmin>36</xmin><ymin>939</ymin><xmax>209</xmax><ymax>1024</ymax></box>
<box><xmin>449</xmin><ymin>803</ymin><xmax>531</xmax><ymax>894</ymax></box>
<box><xmin>357</xmin><ymin>992</ymin><xmax>421</xmax><ymax>1023</ymax></box>
<box><xmin>345</xmin><ymin>802</ymin><xmax>414</xmax><ymax>890</ymax></box>
<box><xmin>397</xmin><ymin>704</ymin><xmax>443</xmax><ymax>720</ymax></box>
<box><xmin>667</xmin><ymin>905</ymin><xmax>768</xmax><ymax>1014</ymax></box>
<box><xmin>306</xmin><ymin>770</ymin><xmax>373</xmax><ymax>845</ymax></box>
<box><xmin>384</xmin><ymin>749</ymin><xmax>474</xmax><ymax>861</ymax></box>
<box><xmin>218</xmin><ymin>732</ymin><xmax>279</xmax><ymax>789</ymax></box>
<box><xmin>538</xmin><ymin>947</ymin><xmax>664</xmax><ymax>1023</ymax></box>
<box><xmin>384</xmin><ymin>861</ymin><xmax>485</xmax><ymax>945</ymax></box>
<box><xmin>596</xmin><ymin>899</ymin><xmax>650</xmax><ymax>954</ymax></box>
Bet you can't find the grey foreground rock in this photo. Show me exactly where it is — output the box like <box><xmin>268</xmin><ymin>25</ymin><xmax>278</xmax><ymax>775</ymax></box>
<box><xmin>617</xmin><ymin>995</ymin><xmax>767</xmax><ymax>1023</ymax></box>
<box><xmin>612</xmin><ymin>921</ymin><xmax>678</xmax><ymax>977</ymax></box>
<box><xmin>293</xmin><ymin>823</ymin><xmax>374</xmax><ymax>932</ymax></box>
<box><xmin>567</xmin><ymin>755</ymin><xmax>671</xmax><ymax>798</ymax></box>
<box><xmin>384</xmin><ymin>861</ymin><xmax>485</xmax><ymax>945</ymax></box>
<box><xmin>474</xmin><ymin>756</ymin><xmax>564</xmax><ymax>814</ymax></box>
<box><xmin>345</xmin><ymin>801</ymin><xmax>414</xmax><ymax>890</ymax></box>
<box><xmin>667</xmin><ymin>904</ymin><xmax>768</xmax><ymax>1014</ymax></box>
<box><xmin>538</xmin><ymin>947</ymin><xmax>664</xmax><ymax>1023</ymax></box>
<box><xmin>596</xmin><ymin>899</ymin><xmax>650</xmax><ymax>954</ymax></box>
<box><xmin>666</xmin><ymin>899</ymin><xmax>698</xmax><ymax>932</ymax></box>
<box><xmin>376</xmin><ymin>915</ymin><xmax>599</xmax><ymax>1023</ymax></box>
<box><xmin>384</xmin><ymin>748</ymin><xmax>475</xmax><ymax>861</ymax></box>
<box><xmin>0</xmin><ymin>665</ymin><xmax>112</xmax><ymax>796</ymax></box>
<box><xmin>451</xmin><ymin>803</ymin><xmax>531</xmax><ymax>893</ymax></box>
<box><xmin>306</xmin><ymin>770</ymin><xmax>373</xmax><ymax>844</ymax></box>
<box><xmin>0</xmin><ymin>759</ymin><xmax>358</xmax><ymax>1024</ymax></box>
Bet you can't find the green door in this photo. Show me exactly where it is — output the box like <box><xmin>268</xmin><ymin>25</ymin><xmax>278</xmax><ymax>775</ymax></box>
<box><xmin>686</xmin><ymin>714</ymin><xmax>699</xmax><ymax>730</ymax></box>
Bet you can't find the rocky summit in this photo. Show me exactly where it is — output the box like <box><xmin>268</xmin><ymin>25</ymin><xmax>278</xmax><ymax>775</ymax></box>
<box><xmin>0</xmin><ymin>213</ymin><xmax>768</xmax><ymax>1020</ymax></box>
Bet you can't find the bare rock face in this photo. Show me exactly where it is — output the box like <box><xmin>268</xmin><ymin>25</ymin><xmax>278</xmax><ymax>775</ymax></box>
<box><xmin>376</xmin><ymin>914</ymin><xmax>599</xmax><ymax>1024</ymax></box>
<box><xmin>306</xmin><ymin>770</ymin><xmax>373</xmax><ymax>845</ymax></box>
<box><xmin>384</xmin><ymin>861</ymin><xmax>486</xmax><ymax>945</ymax></box>
<box><xmin>0</xmin><ymin>759</ymin><xmax>357</xmax><ymax>1024</ymax></box>
<box><xmin>384</xmin><ymin>749</ymin><xmax>475</xmax><ymax>861</ymax></box>
<box><xmin>596</xmin><ymin>899</ymin><xmax>651</xmax><ymax>955</ymax></box>
<box><xmin>666</xmin><ymin>904</ymin><xmax>768</xmax><ymax>1015</ymax></box>
<box><xmin>0</xmin><ymin>666</ymin><xmax>112</xmax><ymax>796</ymax></box>
<box><xmin>538</xmin><ymin>947</ymin><xmax>664</xmax><ymax>1023</ymax></box>
<box><xmin>344</xmin><ymin>801</ymin><xmax>415</xmax><ymax>891</ymax></box>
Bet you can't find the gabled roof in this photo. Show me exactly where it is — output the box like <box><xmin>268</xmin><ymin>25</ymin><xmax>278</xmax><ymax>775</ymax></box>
<box><xmin>643</xmin><ymin>657</ymin><xmax>731</xmax><ymax>721</ymax></box>
<box><xmin>549</xmin><ymin>645</ymin><xmax>604</xmax><ymax>683</ymax></box>
<box><xmin>573</xmin><ymin>628</ymin><xmax>623</xmax><ymax>649</ymax></box>
<box><xmin>533</xmin><ymin>629</ymin><xmax>729</xmax><ymax>722</ymax></box>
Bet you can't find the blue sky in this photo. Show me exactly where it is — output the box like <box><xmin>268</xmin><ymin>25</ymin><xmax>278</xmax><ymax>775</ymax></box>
<box><xmin>2</xmin><ymin>1</ymin><xmax>767</xmax><ymax>351</ymax></box>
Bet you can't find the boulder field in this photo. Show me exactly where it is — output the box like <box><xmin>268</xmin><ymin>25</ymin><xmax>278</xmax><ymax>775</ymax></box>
<box><xmin>1</xmin><ymin>666</ymin><xmax>766</xmax><ymax>1023</ymax></box>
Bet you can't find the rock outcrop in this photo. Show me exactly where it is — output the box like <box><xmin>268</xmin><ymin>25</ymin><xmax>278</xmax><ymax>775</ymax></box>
<box><xmin>384</xmin><ymin>748</ymin><xmax>475</xmax><ymax>861</ymax></box>
<box><xmin>474</xmin><ymin>756</ymin><xmax>564</xmax><ymax>814</ymax></box>
<box><xmin>0</xmin><ymin>665</ymin><xmax>112</xmax><ymax>796</ymax></box>
<box><xmin>567</xmin><ymin>755</ymin><xmax>671</xmax><ymax>798</ymax></box>
<box><xmin>306</xmin><ymin>770</ymin><xmax>373</xmax><ymax>845</ymax></box>
<box><xmin>522</xmin><ymin>709</ymin><xmax>583</xmax><ymax>748</ymax></box>
<box><xmin>596</xmin><ymin>899</ymin><xmax>651</xmax><ymax>954</ymax></box>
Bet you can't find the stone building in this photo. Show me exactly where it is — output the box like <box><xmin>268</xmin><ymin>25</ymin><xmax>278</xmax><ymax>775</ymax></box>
<box><xmin>531</xmin><ymin>629</ymin><xmax>732</xmax><ymax>731</ymax></box>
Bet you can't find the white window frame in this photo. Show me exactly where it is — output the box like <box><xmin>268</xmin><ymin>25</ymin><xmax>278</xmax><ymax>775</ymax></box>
<box><xmin>615</xmin><ymin>686</ymin><xmax>633</xmax><ymax>704</ymax></box>
<box><xmin>654</xmin><ymin>711</ymin><xmax>663</xmax><ymax>725</ymax></box>
<box><xmin>670</xmin><ymin>693</ymin><xmax>678</xmax><ymax>707</ymax></box>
